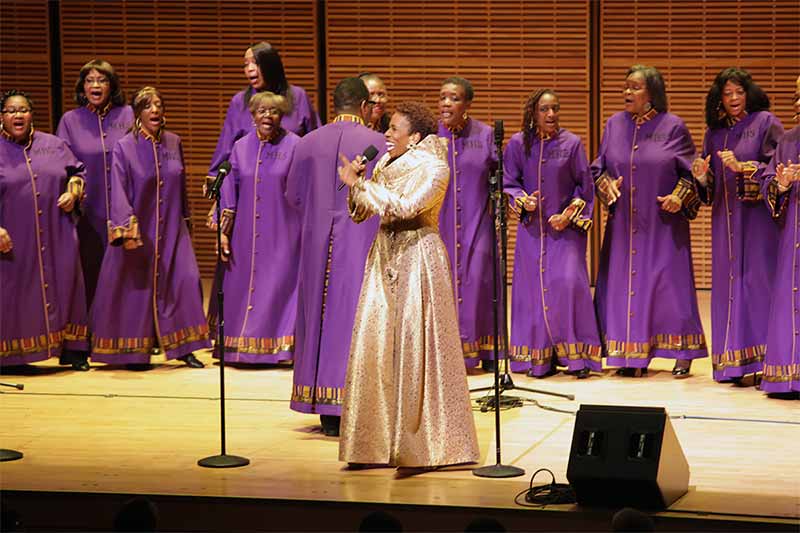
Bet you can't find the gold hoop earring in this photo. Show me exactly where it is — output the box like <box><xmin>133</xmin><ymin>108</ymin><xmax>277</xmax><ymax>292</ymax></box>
<box><xmin>135</xmin><ymin>118</ymin><xmax>142</xmax><ymax>131</ymax></box>
<box><xmin>462</xmin><ymin>112</ymin><xmax>469</xmax><ymax>121</ymax></box>
<box><xmin>643</xmin><ymin>101</ymin><xmax>653</xmax><ymax>112</ymax></box>
<box><xmin>160</xmin><ymin>116</ymin><xmax>167</xmax><ymax>128</ymax></box>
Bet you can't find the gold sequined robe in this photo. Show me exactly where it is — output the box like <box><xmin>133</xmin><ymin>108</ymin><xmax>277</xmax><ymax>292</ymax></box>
<box><xmin>339</xmin><ymin>135</ymin><xmax>480</xmax><ymax>468</ymax></box>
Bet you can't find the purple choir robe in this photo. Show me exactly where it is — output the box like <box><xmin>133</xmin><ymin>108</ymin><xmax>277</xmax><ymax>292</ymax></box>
<box><xmin>760</xmin><ymin>125</ymin><xmax>800</xmax><ymax>394</ymax></box>
<box><xmin>504</xmin><ymin>129</ymin><xmax>602</xmax><ymax>375</ymax></box>
<box><xmin>285</xmin><ymin>116</ymin><xmax>385</xmax><ymax>416</ymax></box>
<box><xmin>592</xmin><ymin>110</ymin><xmax>708</xmax><ymax>367</ymax></box>
<box><xmin>207</xmin><ymin>85</ymin><xmax>319</xmax><ymax>177</ymax></box>
<box><xmin>437</xmin><ymin>119</ymin><xmax>499</xmax><ymax>366</ymax></box>
<box><xmin>213</xmin><ymin>129</ymin><xmax>301</xmax><ymax>363</ymax></box>
<box><xmin>90</xmin><ymin>129</ymin><xmax>210</xmax><ymax>363</ymax></box>
<box><xmin>699</xmin><ymin>111</ymin><xmax>783</xmax><ymax>381</ymax></box>
<box><xmin>0</xmin><ymin>131</ymin><xmax>89</xmax><ymax>365</ymax></box>
<box><xmin>56</xmin><ymin>104</ymin><xmax>134</xmax><ymax>306</ymax></box>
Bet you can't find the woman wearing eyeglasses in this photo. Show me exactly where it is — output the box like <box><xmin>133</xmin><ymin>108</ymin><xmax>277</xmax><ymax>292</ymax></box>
<box><xmin>0</xmin><ymin>90</ymin><xmax>90</xmax><ymax>369</ymax></box>
<box><xmin>211</xmin><ymin>91</ymin><xmax>301</xmax><ymax>364</ymax></box>
<box><xmin>504</xmin><ymin>89</ymin><xmax>601</xmax><ymax>379</ymax></box>
<box><xmin>90</xmin><ymin>87</ymin><xmax>209</xmax><ymax>368</ymax></box>
<box><xmin>56</xmin><ymin>60</ymin><xmax>133</xmax><ymax>320</ymax></box>
<box><xmin>691</xmin><ymin>68</ymin><xmax>784</xmax><ymax>385</ymax></box>
<box><xmin>593</xmin><ymin>65</ymin><xmax>708</xmax><ymax>378</ymax></box>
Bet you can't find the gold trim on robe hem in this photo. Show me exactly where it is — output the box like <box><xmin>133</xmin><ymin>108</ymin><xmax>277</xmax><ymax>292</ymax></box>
<box><xmin>737</xmin><ymin>161</ymin><xmax>763</xmax><ymax>201</ymax></box>
<box><xmin>219</xmin><ymin>208</ymin><xmax>235</xmax><ymax>236</ymax></box>
<box><xmin>761</xmin><ymin>362</ymin><xmax>800</xmax><ymax>383</ymax></box>
<box><xmin>291</xmin><ymin>384</ymin><xmax>343</xmax><ymax>406</ymax></box>
<box><xmin>595</xmin><ymin>173</ymin><xmax>615</xmax><ymax>207</ymax></box>
<box><xmin>462</xmin><ymin>336</ymin><xmax>496</xmax><ymax>358</ymax></box>
<box><xmin>671</xmin><ymin>177</ymin><xmax>701</xmax><ymax>220</ymax></box>
<box><xmin>561</xmin><ymin>197</ymin><xmax>593</xmax><ymax>232</ymax></box>
<box><xmin>221</xmin><ymin>335</ymin><xmax>294</xmax><ymax>355</ymax></box>
<box><xmin>767</xmin><ymin>178</ymin><xmax>791</xmax><ymax>219</ymax></box>
<box><xmin>92</xmin><ymin>323</ymin><xmax>209</xmax><ymax>355</ymax></box>
<box><xmin>107</xmin><ymin>215</ymin><xmax>141</xmax><ymax>245</ymax></box>
<box><xmin>0</xmin><ymin>323</ymin><xmax>89</xmax><ymax>357</ymax></box>
<box><xmin>604</xmin><ymin>333</ymin><xmax>707</xmax><ymax>358</ymax></box>
<box><xmin>510</xmin><ymin>342</ymin><xmax>603</xmax><ymax>364</ymax></box>
<box><xmin>711</xmin><ymin>344</ymin><xmax>766</xmax><ymax>371</ymax></box>
<box><xmin>67</xmin><ymin>175</ymin><xmax>86</xmax><ymax>201</ymax></box>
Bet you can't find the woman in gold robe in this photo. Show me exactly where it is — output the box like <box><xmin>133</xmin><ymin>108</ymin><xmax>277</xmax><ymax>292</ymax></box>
<box><xmin>337</xmin><ymin>102</ymin><xmax>480</xmax><ymax>469</ymax></box>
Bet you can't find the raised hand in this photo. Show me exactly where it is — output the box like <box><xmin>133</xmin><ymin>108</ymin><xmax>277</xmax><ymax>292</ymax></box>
<box><xmin>657</xmin><ymin>193</ymin><xmax>682</xmax><ymax>213</ymax></box>
<box><xmin>717</xmin><ymin>150</ymin><xmax>743</xmax><ymax>173</ymax></box>
<box><xmin>692</xmin><ymin>155</ymin><xmax>711</xmax><ymax>185</ymax></box>
<box><xmin>0</xmin><ymin>226</ymin><xmax>12</xmax><ymax>253</ymax></box>
<box><xmin>57</xmin><ymin>192</ymin><xmax>77</xmax><ymax>213</ymax></box>
<box><xmin>548</xmin><ymin>213</ymin><xmax>569</xmax><ymax>231</ymax></box>
<box><xmin>337</xmin><ymin>153</ymin><xmax>366</xmax><ymax>188</ymax></box>
<box><xmin>217</xmin><ymin>233</ymin><xmax>231</xmax><ymax>262</ymax></box>
<box><xmin>607</xmin><ymin>176</ymin><xmax>623</xmax><ymax>206</ymax></box>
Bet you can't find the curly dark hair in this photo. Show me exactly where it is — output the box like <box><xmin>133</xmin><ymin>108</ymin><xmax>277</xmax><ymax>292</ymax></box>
<box><xmin>704</xmin><ymin>67</ymin><xmax>770</xmax><ymax>129</ymax></box>
<box><xmin>521</xmin><ymin>88</ymin><xmax>558</xmax><ymax>157</ymax></box>
<box><xmin>74</xmin><ymin>59</ymin><xmax>125</xmax><ymax>107</ymax></box>
<box><xmin>627</xmin><ymin>64</ymin><xmax>668</xmax><ymax>113</ymax></box>
<box><xmin>1</xmin><ymin>89</ymin><xmax>33</xmax><ymax>111</ymax></box>
<box><xmin>394</xmin><ymin>101</ymin><xmax>437</xmax><ymax>139</ymax></box>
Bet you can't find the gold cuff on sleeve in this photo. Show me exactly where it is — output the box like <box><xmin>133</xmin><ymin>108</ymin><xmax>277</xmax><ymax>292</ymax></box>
<box><xmin>561</xmin><ymin>197</ymin><xmax>593</xmax><ymax>232</ymax></box>
<box><xmin>737</xmin><ymin>161</ymin><xmax>762</xmax><ymax>202</ymax></box>
<box><xmin>595</xmin><ymin>173</ymin><xmax>614</xmax><ymax>207</ymax></box>
<box><xmin>108</xmin><ymin>215</ymin><xmax>142</xmax><ymax>247</ymax></box>
<box><xmin>219</xmin><ymin>209</ymin><xmax>235</xmax><ymax>236</ymax></box>
<box><xmin>672</xmin><ymin>177</ymin><xmax>701</xmax><ymax>221</ymax></box>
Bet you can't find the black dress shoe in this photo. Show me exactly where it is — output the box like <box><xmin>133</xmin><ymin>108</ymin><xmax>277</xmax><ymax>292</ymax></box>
<box><xmin>616</xmin><ymin>367</ymin><xmax>647</xmax><ymax>377</ymax></box>
<box><xmin>672</xmin><ymin>360</ymin><xmax>691</xmax><ymax>377</ymax></box>
<box><xmin>320</xmin><ymin>415</ymin><xmax>340</xmax><ymax>437</ymax></box>
<box><xmin>527</xmin><ymin>366</ymin><xmax>557</xmax><ymax>378</ymax></box>
<box><xmin>71</xmin><ymin>359</ymin><xmax>90</xmax><ymax>372</ymax></box>
<box><xmin>574</xmin><ymin>368</ymin><xmax>590</xmax><ymax>379</ymax></box>
<box><xmin>179</xmin><ymin>353</ymin><xmax>204</xmax><ymax>368</ymax></box>
<box><xmin>482</xmin><ymin>359</ymin><xmax>497</xmax><ymax>372</ymax></box>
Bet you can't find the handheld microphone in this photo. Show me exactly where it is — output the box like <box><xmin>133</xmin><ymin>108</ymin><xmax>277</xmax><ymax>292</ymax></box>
<box><xmin>206</xmin><ymin>161</ymin><xmax>231</xmax><ymax>200</ymax></box>
<box><xmin>338</xmin><ymin>145</ymin><xmax>380</xmax><ymax>191</ymax></box>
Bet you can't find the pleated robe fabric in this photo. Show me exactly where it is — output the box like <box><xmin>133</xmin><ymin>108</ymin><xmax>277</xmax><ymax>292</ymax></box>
<box><xmin>56</xmin><ymin>103</ymin><xmax>134</xmax><ymax>307</ymax></box>
<box><xmin>213</xmin><ymin>129</ymin><xmax>301</xmax><ymax>363</ymax></box>
<box><xmin>760</xmin><ymin>125</ymin><xmax>800</xmax><ymax>394</ymax></box>
<box><xmin>437</xmin><ymin>119</ymin><xmax>499</xmax><ymax>366</ymax></box>
<box><xmin>698</xmin><ymin>111</ymin><xmax>783</xmax><ymax>381</ymax></box>
<box><xmin>90</xmin><ymin>129</ymin><xmax>210</xmax><ymax>363</ymax></box>
<box><xmin>504</xmin><ymin>128</ymin><xmax>602</xmax><ymax>376</ymax></box>
<box><xmin>339</xmin><ymin>135</ymin><xmax>480</xmax><ymax>468</ymax></box>
<box><xmin>285</xmin><ymin>116</ymin><xmax>385</xmax><ymax>416</ymax></box>
<box><xmin>592</xmin><ymin>111</ymin><xmax>708</xmax><ymax>368</ymax></box>
<box><xmin>0</xmin><ymin>132</ymin><xmax>89</xmax><ymax>365</ymax></box>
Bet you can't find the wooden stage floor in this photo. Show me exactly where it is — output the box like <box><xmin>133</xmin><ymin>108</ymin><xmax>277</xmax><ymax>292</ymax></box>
<box><xmin>1</xmin><ymin>292</ymin><xmax>799</xmax><ymax>531</ymax></box>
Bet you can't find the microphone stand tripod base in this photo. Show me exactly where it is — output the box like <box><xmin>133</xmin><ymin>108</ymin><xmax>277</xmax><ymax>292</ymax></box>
<box><xmin>0</xmin><ymin>449</ymin><xmax>23</xmax><ymax>462</ymax></box>
<box><xmin>473</xmin><ymin>463</ymin><xmax>525</xmax><ymax>478</ymax></box>
<box><xmin>198</xmin><ymin>454</ymin><xmax>249</xmax><ymax>468</ymax></box>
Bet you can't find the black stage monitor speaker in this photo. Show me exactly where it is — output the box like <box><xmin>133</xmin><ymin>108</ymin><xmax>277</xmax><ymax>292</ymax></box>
<box><xmin>566</xmin><ymin>404</ymin><xmax>689</xmax><ymax>509</ymax></box>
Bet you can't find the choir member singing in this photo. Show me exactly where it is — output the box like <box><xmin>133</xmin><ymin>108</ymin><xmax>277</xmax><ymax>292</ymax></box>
<box><xmin>593</xmin><ymin>65</ymin><xmax>708</xmax><ymax>377</ymax></box>
<box><xmin>90</xmin><ymin>87</ymin><xmax>209</xmax><ymax>368</ymax></box>
<box><xmin>0</xmin><ymin>90</ymin><xmax>89</xmax><ymax>369</ymax></box>
<box><xmin>504</xmin><ymin>89</ymin><xmax>601</xmax><ymax>379</ymax></box>
<box><xmin>692</xmin><ymin>68</ymin><xmax>784</xmax><ymax>384</ymax></box>
<box><xmin>759</xmin><ymin>75</ymin><xmax>800</xmax><ymax>398</ymax></box>
<box><xmin>436</xmin><ymin>77</ymin><xmax>499</xmax><ymax>370</ymax></box>
<box><xmin>57</xmin><ymin>60</ymin><xmax>134</xmax><ymax>317</ymax></box>
<box><xmin>359</xmin><ymin>72</ymin><xmax>390</xmax><ymax>132</ymax></box>
<box><xmin>212</xmin><ymin>91</ymin><xmax>301</xmax><ymax>363</ymax></box>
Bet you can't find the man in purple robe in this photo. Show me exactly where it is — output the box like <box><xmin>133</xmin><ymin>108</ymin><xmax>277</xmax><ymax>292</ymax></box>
<box><xmin>56</xmin><ymin>60</ymin><xmax>134</xmax><ymax>313</ymax></box>
<box><xmin>436</xmin><ymin>77</ymin><xmax>499</xmax><ymax>370</ymax></box>
<box><xmin>285</xmin><ymin>77</ymin><xmax>385</xmax><ymax>436</ymax></box>
<box><xmin>1</xmin><ymin>90</ymin><xmax>89</xmax><ymax>367</ymax></box>
<box><xmin>759</xmin><ymin>79</ymin><xmax>800</xmax><ymax>397</ymax></box>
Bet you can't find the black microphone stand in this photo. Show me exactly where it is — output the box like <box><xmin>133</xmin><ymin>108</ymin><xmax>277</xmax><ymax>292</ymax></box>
<box><xmin>472</xmin><ymin>120</ymin><xmax>573</xmax><ymax>479</ymax></box>
<box><xmin>0</xmin><ymin>381</ymin><xmax>24</xmax><ymax>462</ymax></box>
<box><xmin>198</xmin><ymin>173</ymin><xmax>249</xmax><ymax>469</ymax></box>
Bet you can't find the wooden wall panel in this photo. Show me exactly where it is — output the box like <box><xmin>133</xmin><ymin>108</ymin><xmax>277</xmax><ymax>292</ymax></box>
<box><xmin>326</xmin><ymin>0</ymin><xmax>592</xmax><ymax>280</ymax></box>
<box><xmin>59</xmin><ymin>0</ymin><xmax>319</xmax><ymax>278</ymax></box>
<box><xmin>600</xmin><ymin>0</ymin><xmax>800</xmax><ymax>288</ymax></box>
<box><xmin>0</xmin><ymin>0</ymin><xmax>52</xmax><ymax>132</ymax></box>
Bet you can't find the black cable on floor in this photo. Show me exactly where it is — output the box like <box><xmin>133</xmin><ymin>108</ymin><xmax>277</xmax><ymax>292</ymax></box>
<box><xmin>514</xmin><ymin>468</ymin><xmax>576</xmax><ymax>507</ymax></box>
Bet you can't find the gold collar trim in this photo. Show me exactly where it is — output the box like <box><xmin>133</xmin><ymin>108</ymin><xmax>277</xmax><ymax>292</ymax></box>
<box><xmin>257</xmin><ymin>127</ymin><xmax>282</xmax><ymax>143</ymax></box>
<box><xmin>632</xmin><ymin>107</ymin><xmax>658</xmax><ymax>125</ymax></box>
<box><xmin>333</xmin><ymin>114</ymin><xmax>365</xmax><ymax>126</ymax></box>
<box><xmin>1</xmin><ymin>125</ymin><xmax>34</xmax><ymax>149</ymax></box>
<box><xmin>446</xmin><ymin>117</ymin><xmax>469</xmax><ymax>135</ymax></box>
<box><xmin>87</xmin><ymin>101</ymin><xmax>112</xmax><ymax>117</ymax></box>
<box><xmin>139</xmin><ymin>127</ymin><xmax>162</xmax><ymax>143</ymax></box>
<box><xmin>723</xmin><ymin>111</ymin><xmax>748</xmax><ymax>128</ymax></box>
